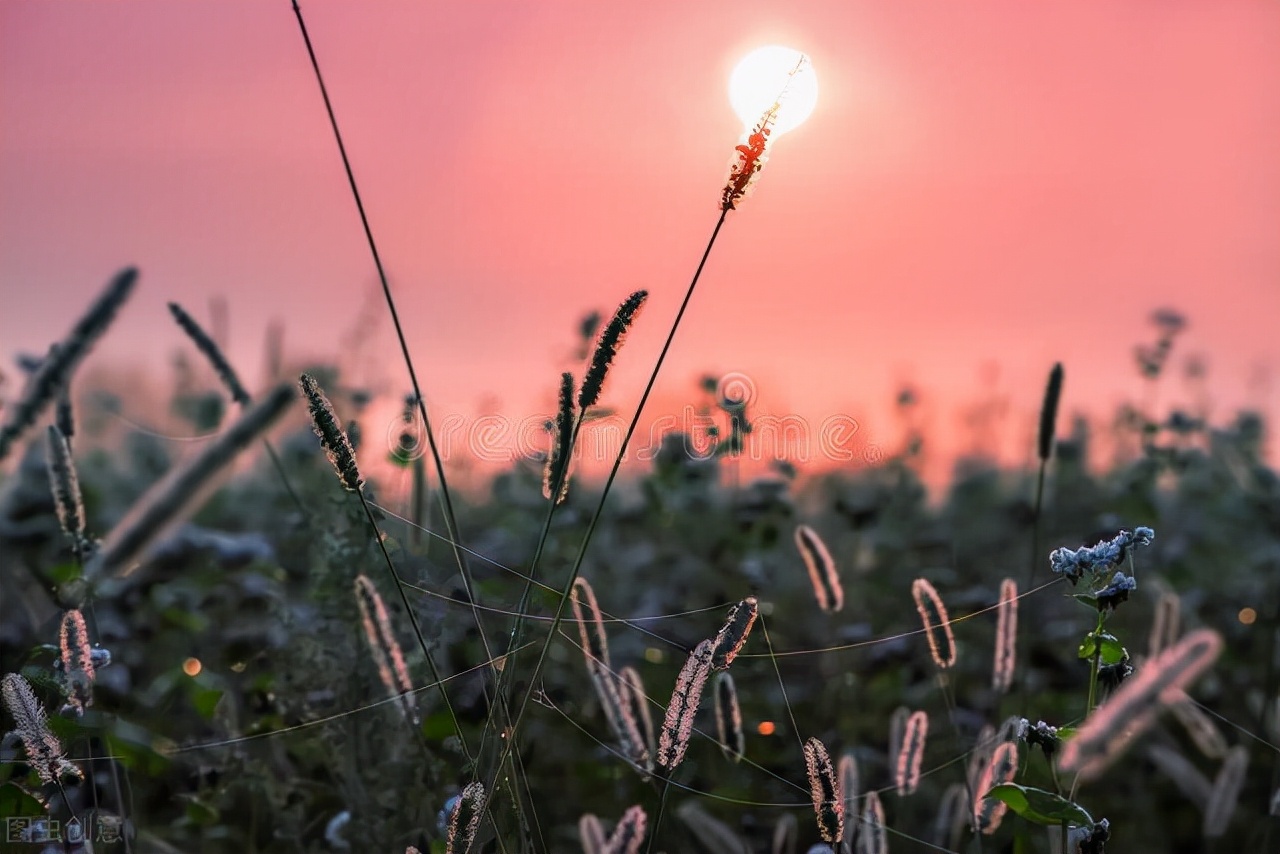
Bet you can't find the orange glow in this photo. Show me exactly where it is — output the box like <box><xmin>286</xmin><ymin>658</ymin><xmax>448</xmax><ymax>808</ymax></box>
<box><xmin>182</xmin><ymin>657</ymin><xmax>202</xmax><ymax>677</ymax></box>
<box><xmin>1238</xmin><ymin>607</ymin><xmax>1257</xmax><ymax>625</ymax></box>
<box><xmin>757</xmin><ymin>721</ymin><xmax>776</xmax><ymax>736</ymax></box>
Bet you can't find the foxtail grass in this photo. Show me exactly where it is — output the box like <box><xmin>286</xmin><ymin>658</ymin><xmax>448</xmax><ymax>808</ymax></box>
<box><xmin>168</xmin><ymin>302</ymin><xmax>250</xmax><ymax>405</ymax></box>
<box><xmin>353</xmin><ymin>574</ymin><xmax>418</xmax><ymax>726</ymax></box>
<box><xmin>543</xmin><ymin>372</ymin><xmax>576</xmax><ymax>503</ymax></box>
<box><xmin>0</xmin><ymin>267</ymin><xmax>136</xmax><ymax>462</ymax></box>
<box><xmin>1147</xmin><ymin>589</ymin><xmax>1181</xmax><ymax>659</ymax></box>
<box><xmin>894</xmin><ymin>710</ymin><xmax>928</xmax><ymax>796</ymax></box>
<box><xmin>910</xmin><ymin>578</ymin><xmax>955</xmax><ymax>669</ymax></box>
<box><xmin>1203</xmin><ymin>745</ymin><xmax>1248</xmax><ymax>837</ymax></box>
<box><xmin>856</xmin><ymin>791</ymin><xmax>886</xmax><ymax>854</ymax></box>
<box><xmin>656</xmin><ymin>640</ymin><xmax>715</xmax><ymax>771</ymax></box>
<box><xmin>602</xmin><ymin>805</ymin><xmax>647</xmax><ymax>854</ymax></box>
<box><xmin>796</xmin><ymin>525</ymin><xmax>842</xmax><ymax>613</ymax></box>
<box><xmin>992</xmin><ymin>578</ymin><xmax>1017</xmax><ymax>693</ymax></box>
<box><xmin>45</xmin><ymin>425</ymin><xmax>87</xmax><ymax>559</ymax></box>
<box><xmin>571</xmin><ymin>577</ymin><xmax>611</xmax><ymax>670</ymax></box>
<box><xmin>58</xmin><ymin>609</ymin><xmax>96</xmax><ymax>715</ymax></box>
<box><xmin>299</xmin><ymin>373</ymin><xmax>362</xmax><ymax>492</ymax></box>
<box><xmin>85</xmin><ymin>382</ymin><xmax>294</xmax><ymax>580</ymax></box>
<box><xmin>1</xmin><ymin>672</ymin><xmax>81</xmax><ymax>786</ymax></box>
<box><xmin>1168</xmin><ymin>691</ymin><xmax>1228</xmax><ymax>758</ymax></box>
<box><xmin>803</xmin><ymin>736</ymin><xmax>843</xmax><ymax>844</ymax></box>
<box><xmin>579</xmin><ymin>290</ymin><xmax>648</xmax><ymax>410</ymax></box>
<box><xmin>444</xmin><ymin>781</ymin><xmax>486</xmax><ymax>854</ymax></box>
<box><xmin>618</xmin><ymin>666</ymin><xmax>657</xmax><ymax>773</ymax></box>
<box><xmin>973</xmin><ymin>740</ymin><xmax>1019</xmax><ymax>834</ymax></box>
<box><xmin>579</xmin><ymin>814</ymin><xmax>607</xmax><ymax>854</ymax></box>
<box><xmin>710</xmin><ymin>596</ymin><xmax>758</xmax><ymax>670</ymax></box>
<box><xmin>837</xmin><ymin>751</ymin><xmax>860</xmax><ymax>854</ymax></box>
<box><xmin>713</xmin><ymin>672</ymin><xmax>744</xmax><ymax>762</ymax></box>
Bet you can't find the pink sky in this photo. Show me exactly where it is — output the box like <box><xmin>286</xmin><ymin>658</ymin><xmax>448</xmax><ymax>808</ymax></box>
<box><xmin>2</xmin><ymin>2</ymin><xmax>1278</xmax><ymax>483</ymax></box>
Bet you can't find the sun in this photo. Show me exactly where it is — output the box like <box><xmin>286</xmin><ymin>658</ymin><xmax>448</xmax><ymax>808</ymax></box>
<box><xmin>728</xmin><ymin>45</ymin><xmax>818</xmax><ymax>136</ymax></box>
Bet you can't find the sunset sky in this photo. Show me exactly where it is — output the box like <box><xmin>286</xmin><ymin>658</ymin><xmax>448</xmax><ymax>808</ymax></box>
<box><xmin>2</xmin><ymin>1</ymin><xmax>1278</xmax><ymax>485</ymax></box>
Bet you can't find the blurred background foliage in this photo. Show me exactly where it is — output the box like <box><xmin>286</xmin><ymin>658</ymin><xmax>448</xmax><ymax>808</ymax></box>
<box><xmin>0</xmin><ymin>315</ymin><xmax>1277</xmax><ymax>853</ymax></box>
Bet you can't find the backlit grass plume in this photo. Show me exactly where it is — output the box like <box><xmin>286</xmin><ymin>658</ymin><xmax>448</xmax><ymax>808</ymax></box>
<box><xmin>169</xmin><ymin>301</ymin><xmax>251</xmax><ymax>405</ymax></box>
<box><xmin>714</xmin><ymin>671</ymin><xmax>744</xmax><ymax>762</ymax></box>
<box><xmin>597</xmin><ymin>665</ymin><xmax>649</xmax><ymax>772</ymax></box>
<box><xmin>300</xmin><ymin>372</ymin><xmax>362</xmax><ymax>492</ymax></box>
<box><xmin>933</xmin><ymin>783</ymin><xmax>969</xmax><ymax>851</ymax></box>
<box><xmin>720</xmin><ymin>56</ymin><xmax>808</xmax><ymax>211</ymax></box>
<box><xmin>543</xmin><ymin>372</ymin><xmax>576</xmax><ymax>503</ymax></box>
<box><xmin>796</xmin><ymin>525</ymin><xmax>843</xmax><ymax>612</ymax></box>
<box><xmin>572</xmin><ymin>581</ymin><xmax>648</xmax><ymax>769</ymax></box>
<box><xmin>444</xmin><ymin>781</ymin><xmax>486</xmax><ymax>854</ymax></box>
<box><xmin>1147</xmin><ymin>589</ymin><xmax>1181</xmax><ymax>659</ymax></box>
<box><xmin>1037</xmin><ymin>362</ymin><xmax>1063</xmax><ymax>461</ymax></box>
<box><xmin>711</xmin><ymin>596</ymin><xmax>758</xmax><ymax>669</ymax></box>
<box><xmin>85</xmin><ymin>382</ymin><xmax>295</xmax><ymax>580</ymax></box>
<box><xmin>657</xmin><ymin>639</ymin><xmax>715</xmax><ymax>771</ymax></box>
<box><xmin>618</xmin><ymin>666</ymin><xmax>656</xmax><ymax>772</ymax></box>
<box><xmin>838</xmin><ymin>751</ymin><xmax>860</xmax><ymax>852</ymax></box>
<box><xmin>1169</xmin><ymin>691</ymin><xmax>1227</xmax><ymax>759</ymax></box>
<box><xmin>1057</xmin><ymin>629</ymin><xmax>1223</xmax><ymax>783</ymax></box>
<box><xmin>354</xmin><ymin>574</ymin><xmax>418</xmax><ymax>726</ymax></box>
<box><xmin>59</xmin><ymin>609</ymin><xmax>96</xmax><ymax>715</ymax></box>
<box><xmin>911</xmin><ymin>578</ymin><xmax>956</xmax><ymax>669</ymax></box>
<box><xmin>992</xmin><ymin>578</ymin><xmax>1017</xmax><ymax>693</ymax></box>
<box><xmin>1</xmin><ymin>672</ymin><xmax>81</xmax><ymax>785</ymax></box>
<box><xmin>894</xmin><ymin>710</ymin><xmax>928</xmax><ymax>796</ymax></box>
<box><xmin>1203</xmin><ymin>745</ymin><xmax>1248</xmax><ymax>837</ymax></box>
<box><xmin>0</xmin><ymin>267</ymin><xmax>136</xmax><ymax>462</ymax></box>
<box><xmin>579</xmin><ymin>814</ymin><xmax>607</xmax><ymax>854</ymax></box>
<box><xmin>973</xmin><ymin>740</ymin><xmax>1019</xmax><ymax>834</ymax></box>
<box><xmin>571</xmin><ymin>577</ymin><xmax>611</xmax><ymax>670</ymax></box>
<box><xmin>803</xmin><ymin>736</ymin><xmax>843</xmax><ymax>843</ymax></box>
<box><xmin>45</xmin><ymin>425</ymin><xmax>86</xmax><ymax>556</ymax></box>
<box><xmin>856</xmin><ymin>791</ymin><xmax>886</xmax><ymax>854</ymax></box>
<box><xmin>579</xmin><ymin>290</ymin><xmax>648</xmax><ymax>410</ymax></box>
<box><xmin>602</xmin><ymin>805</ymin><xmax>647</xmax><ymax>854</ymax></box>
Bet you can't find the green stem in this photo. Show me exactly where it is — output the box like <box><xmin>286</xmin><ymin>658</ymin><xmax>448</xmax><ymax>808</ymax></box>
<box><xmin>1070</xmin><ymin>611</ymin><xmax>1106</xmax><ymax>804</ymax></box>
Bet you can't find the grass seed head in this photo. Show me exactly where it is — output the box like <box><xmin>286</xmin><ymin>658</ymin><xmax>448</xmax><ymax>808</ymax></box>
<box><xmin>445</xmin><ymin>782</ymin><xmax>486</xmax><ymax>854</ymax></box>
<box><xmin>992</xmin><ymin>578</ymin><xmax>1018</xmax><ymax>693</ymax></box>
<box><xmin>657</xmin><ymin>639</ymin><xmax>715</xmax><ymax>771</ymax></box>
<box><xmin>1038</xmin><ymin>362</ymin><xmax>1064</xmax><ymax>461</ymax></box>
<box><xmin>711</xmin><ymin>596</ymin><xmax>759</xmax><ymax>670</ymax></box>
<box><xmin>796</xmin><ymin>525</ymin><xmax>843</xmax><ymax>613</ymax></box>
<box><xmin>579</xmin><ymin>290</ymin><xmax>648</xmax><ymax>410</ymax></box>
<box><xmin>714</xmin><ymin>672</ymin><xmax>744</xmax><ymax>762</ymax></box>
<box><xmin>543</xmin><ymin>372</ymin><xmax>576</xmax><ymax>503</ymax></box>
<box><xmin>169</xmin><ymin>302</ymin><xmax>251</xmax><ymax>405</ymax></box>
<box><xmin>300</xmin><ymin>373</ymin><xmax>362</xmax><ymax>492</ymax></box>
<box><xmin>911</xmin><ymin>578</ymin><xmax>956</xmax><ymax>669</ymax></box>
<box><xmin>0</xmin><ymin>267</ymin><xmax>136</xmax><ymax>462</ymax></box>
<box><xmin>803</xmin><ymin>736</ymin><xmax>843</xmax><ymax>843</ymax></box>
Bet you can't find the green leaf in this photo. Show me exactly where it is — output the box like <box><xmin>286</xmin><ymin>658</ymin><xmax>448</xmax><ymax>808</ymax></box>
<box><xmin>1077</xmin><ymin>631</ymin><xmax>1125</xmax><ymax>663</ymax></box>
<box><xmin>984</xmin><ymin>783</ymin><xmax>1094</xmax><ymax>828</ymax></box>
<box><xmin>0</xmin><ymin>782</ymin><xmax>45</xmax><ymax>816</ymax></box>
<box><xmin>191</xmin><ymin>686</ymin><xmax>224</xmax><ymax>720</ymax></box>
